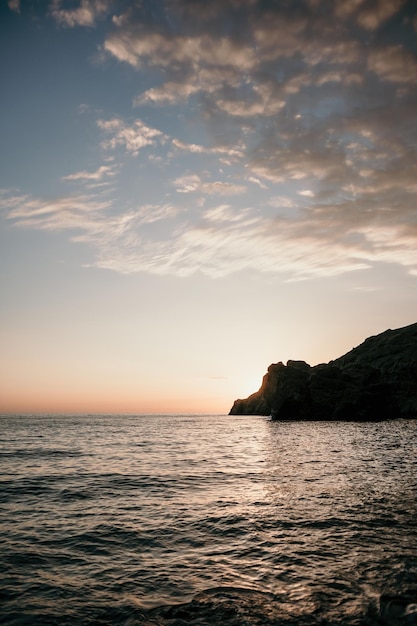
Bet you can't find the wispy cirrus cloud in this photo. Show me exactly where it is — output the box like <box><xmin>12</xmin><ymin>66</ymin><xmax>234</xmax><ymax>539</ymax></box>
<box><xmin>5</xmin><ymin>194</ymin><xmax>111</xmax><ymax>228</ymax></box>
<box><xmin>172</xmin><ymin>138</ymin><xmax>244</xmax><ymax>161</ymax></box>
<box><xmin>62</xmin><ymin>165</ymin><xmax>116</xmax><ymax>182</ymax></box>
<box><xmin>173</xmin><ymin>174</ymin><xmax>246</xmax><ymax>196</ymax></box>
<box><xmin>3</xmin><ymin>172</ymin><xmax>417</xmax><ymax>280</ymax></box>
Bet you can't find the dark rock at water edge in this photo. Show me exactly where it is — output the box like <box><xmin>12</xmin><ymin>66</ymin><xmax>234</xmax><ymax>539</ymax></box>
<box><xmin>229</xmin><ymin>322</ymin><xmax>417</xmax><ymax>420</ymax></box>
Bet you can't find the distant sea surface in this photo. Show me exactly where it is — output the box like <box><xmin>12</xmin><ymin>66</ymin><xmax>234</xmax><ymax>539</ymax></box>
<box><xmin>1</xmin><ymin>414</ymin><xmax>417</xmax><ymax>625</ymax></box>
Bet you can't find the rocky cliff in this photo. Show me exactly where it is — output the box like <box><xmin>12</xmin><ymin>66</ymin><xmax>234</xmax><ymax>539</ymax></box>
<box><xmin>229</xmin><ymin>322</ymin><xmax>417</xmax><ymax>420</ymax></box>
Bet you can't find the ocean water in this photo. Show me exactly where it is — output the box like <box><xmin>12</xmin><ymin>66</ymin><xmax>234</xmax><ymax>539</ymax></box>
<box><xmin>1</xmin><ymin>414</ymin><xmax>417</xmax><ymax>625</ymax></box>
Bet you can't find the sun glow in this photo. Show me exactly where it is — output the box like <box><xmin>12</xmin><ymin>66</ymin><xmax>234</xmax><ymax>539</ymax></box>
<box><xmin>1</xmin><ymin>0</ymin><xmax>417</xmax><ymax>417</ymax></box>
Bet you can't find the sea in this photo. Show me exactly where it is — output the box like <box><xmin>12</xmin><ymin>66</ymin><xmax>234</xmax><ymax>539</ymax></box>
<box><xmin>1</xmin><ymin>414</ymin><xmax>417</xmax><ymax>626</ymax></box>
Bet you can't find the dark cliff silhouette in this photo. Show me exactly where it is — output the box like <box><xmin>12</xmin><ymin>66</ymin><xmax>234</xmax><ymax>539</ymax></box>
<box><xmin>229</xmin><ymin>322</ymin><xmax>417</xmax><ymax>420</ymax></box>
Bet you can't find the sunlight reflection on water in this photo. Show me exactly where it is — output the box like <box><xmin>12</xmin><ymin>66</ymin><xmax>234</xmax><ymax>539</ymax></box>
<box><xmin>1</xmin><ymin>414</ymin><xmax>417</xmax><ymax>624</ymax></box>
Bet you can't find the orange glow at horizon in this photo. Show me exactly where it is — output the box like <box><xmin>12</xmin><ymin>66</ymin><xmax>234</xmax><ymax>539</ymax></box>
<box><xmin>2</xmin><ymin>302</ymin><xmax>414</xmax><ymax>417</ymax></box>
<box><xmin>0</xmin><ymin>386</ymin><xmax>231</xmax><ymax>415</ymax></box>
<box><xmin>0</xmin><ymin>370</ymin><xmax>238</xmax><ymax>414</ymax></box>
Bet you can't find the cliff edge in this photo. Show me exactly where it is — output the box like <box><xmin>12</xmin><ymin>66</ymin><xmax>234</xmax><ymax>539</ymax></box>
<box><xmin>229</xmin><ymin>322</ymin><xmax>417</xmax><ymax>420</ymax></box>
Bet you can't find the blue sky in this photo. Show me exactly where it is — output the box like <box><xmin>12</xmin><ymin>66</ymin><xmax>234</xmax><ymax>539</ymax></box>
<box><xmin>1</xmin><ymin>0</ymin><xmax>417</xmax><ymax>413</ymax></box>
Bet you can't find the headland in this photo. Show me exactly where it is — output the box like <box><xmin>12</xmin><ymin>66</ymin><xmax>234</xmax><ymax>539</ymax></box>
<box><xmin>229</xmin><ymin>322</ymin><xmax>417</xmax><ymax>420</ymax></box>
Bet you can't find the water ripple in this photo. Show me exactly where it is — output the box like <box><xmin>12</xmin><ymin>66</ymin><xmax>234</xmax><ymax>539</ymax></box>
<box><xmin>1</xmin><ymin>415</ymin><xmax>416</xmax><ymax>624</ymax></box>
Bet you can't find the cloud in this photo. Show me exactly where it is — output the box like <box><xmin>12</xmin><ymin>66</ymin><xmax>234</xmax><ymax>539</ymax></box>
<box><xmin>368</xmin><ymin>46</ymin><xmax>417</xmax><ymax>84</ymax></box>
<box><xmin>102</xmin><ymin>0</ymin><xmax>415</xmax><ymax>153</ymax></box>
<box><xmin>4</xmin><ymin>193</ymin><xmax>112</xmax><ymax>233</ymax></box>
<box><xmin>173</xmin><ymin>174</ymin><xmax>246</xmax><ymax>196</ymax></box>
<box><xmin>99</xmin><ymin>0</ymin><xmax>412</xmax><ymax>150</ymax></box>
<box><xmin>249</xmin><ymin>143</ymin><xmax>346</xmax><ymax>185</ymax></box>
<box><xmin>4</xmin><ymin>174</ymin><xmax>417</xmax><ymax>280</ymax></box>
<box><xmin>62</xmin><ymin>165</ymin><xmax>116</xmax><ymax>182</ymax></box>
<box><xmin>135</xmin><ymin>67</ymin><xmax>242</xmax><ymax>106</ymax></box>
<box><xmin>1</xmin><ymin>192</ymin><xmax>174</xmax><ymax>269</ymax></box>
<box><xmin>0</xmin><ymin>189</ymin><xmax>28</xmax><ymax>207</ymax></box>
<box><xmin>50</xmin><ymin>0</ymin><xmax>112</xmax><ymax>27</ymax></box>
<box><xmin>97</xmin><ymin>118</ymin><xmax>166</xmax><ymax>155</ymax></box>
<box><xmin>202</xmin><ymin>204</ymin><xmax>258</xmax><ymax>226</ymax></box>
<box><xmin>4</xmin><ymin>0</ymin><xmax>417</xmax><ymax>283</ymax></box>
<box><xmin>135</xmin><ymin>204</ymin><xmax>178</xmax><ymax>224</ymax></box>
<box><xmin>136</xmin><ymin>81</ymin><xmax>201</xmax><ymax>105</ymax></box>
<box><xmin>172</xmin><ymin>138</ymin><xmax>244</xmax><ymax>160</ymax></box>
<box><xmin>356</xmin><ymin>0</ymin><xmax>405</xmax><ymax>31</ymax></box>
<box><xmin>104</xmin><ymin>30</ymin><xmax>258</xmax><ymax>71</ymax></box>
<box><xmin>268</xmin><ymin>196</ymin><xmax>297</xmax><ymax>209</ymax></box>
<box><xmin>247</xmin><ymin>176</ymin><xmax>268</xmax><ymax>190</ymax></box>
<box><xmin>8</xmin><ymin>0</ymin><xmax>20</xmax><ymax>13</ymax></box>
<box><xmin>216</xmin><ymin>85</ymin><xmax>286</xmax><ymax>118</ymax></box>
<box><xmin>172</xmin><ymin>139</ymin><xmax>209</xmax><ymax>155</ymax></box>
<box><xmin>330</xmin><ymin>0</ymin><xmax>405</xmax><ymax>29</ymax></box>
<box><xmin>333</xmin><ymin>0</ymin><xmax>367</xmax><ymax>20</ymax></box>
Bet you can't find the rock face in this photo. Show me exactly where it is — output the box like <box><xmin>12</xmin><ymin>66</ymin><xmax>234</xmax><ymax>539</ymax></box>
<box><xmin>229</xmin><ymin>322</ymin><xmax>417</xmax><ymax>420</ymax></box>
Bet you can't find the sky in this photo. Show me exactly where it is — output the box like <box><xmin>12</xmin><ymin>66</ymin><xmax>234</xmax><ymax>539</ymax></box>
<box><xmin>1</xmin><ymin>0</ymin><xmax>417</xmax><ymax>414</ymax></box>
